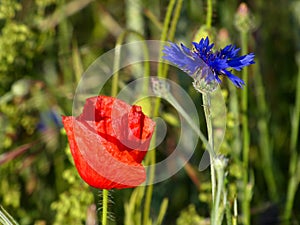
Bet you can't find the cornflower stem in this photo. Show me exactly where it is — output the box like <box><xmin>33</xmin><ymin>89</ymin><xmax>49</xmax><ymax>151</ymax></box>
<box><xmin>214</xmin><ymin>164</ymin><xmax>225</xmax><ymax>225</ymax></box>
<box><xmin>232</xmin><ymin>198</ymin><xmax>238</xmax><ymax>225</ymax></box>
<box><xmin>214</xmin><ymin>163</ymin><xmax>227</xmax><ymax>225</ymax></box>
<box><xmin>102</xmin><ymin>189</ymin><xmax>108</xmax><ymax>225</ymax></box>
<box><xmin>167</xmin><ymin>93</ymin><xmax>212</xmax><ymax>155</ymax></box>
<box><xmin>241</xmin><ymin>31</ymin><xmax>251</xmax><ymax>225</ymax></box>
<box><xmin>202</xmin><ymin>93</ymin><xmax>217</xmax><ymax>224</ymax></box>
<box><xmin>203</xmin><ymin>1</ymin><xmax>218</xmax><ymax>223</ymax></box>
<box><xmin>206</xmin><ymin>0</ymin><xmax>213</xmax><ymax>29</ymax></box>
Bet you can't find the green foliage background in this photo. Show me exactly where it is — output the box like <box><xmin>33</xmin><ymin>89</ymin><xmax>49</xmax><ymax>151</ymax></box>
<box><xmin>0</xmin><ymin>0</ymin><xmax>299</xmax><ymax>224</ymax></box>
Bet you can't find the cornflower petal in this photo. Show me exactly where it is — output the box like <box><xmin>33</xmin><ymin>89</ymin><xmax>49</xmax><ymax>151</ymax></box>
<box><xmin>162</xmin><ymin>42</ymin><xmax>207</xmax><ymax>75</ymax></box>
<box><xmin>162</xmin><ymin>36</ymin><xmax>255</xmax><ymax>88</ymax></box>
<box><xmin>222</xmin><ymin>70</ymin><xmax>245</xmax><ymax>88</ymax></box>
<box><xmin>227</xmin><ymin>53</ymin><xmax>255</xmax><ymax>71</ymax></box>
<box><xmin>220</xmin><ymin>45</ymin><xmax>240</xmax><ymax>58</ymax></box>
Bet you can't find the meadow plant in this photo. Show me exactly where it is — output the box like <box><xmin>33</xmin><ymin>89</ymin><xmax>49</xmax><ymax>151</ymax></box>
<box><xmin>1</xmin><ymin>0</ymin><xmax>300</xmax><ymax>225</ymax></box>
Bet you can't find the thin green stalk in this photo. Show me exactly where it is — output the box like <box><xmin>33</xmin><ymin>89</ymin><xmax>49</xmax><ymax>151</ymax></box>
<box><xmin>206</xmin><ymin>0</ymin><xmax>213</xmax><ymax>29</ymax></box>
<box><xmin>290</xmin><ymin>54</ymin><xmax>300</xmax><ymax>166</ymax></box>
<box><xmin>143</xmin><ymin>8</ymin><xmax>163</xmax><ymax>31</ymax></box>
<box><xmin>228</xmin><ymin>80</ymin><xmax>242</xmax><ymax>157</ymax></box>
<box><xmin>72</xmin><ymin>39</ymin><xmax>84</xmax><ymax>84</ymax></box>
<box><xmin>111</xmin><ymin>30</ymin><xmax>149</xmax><ymax>98</ymax></box>
<box><xmin>112</xmin><ymin>30</ymin><xmax>152</xmax><ymax>224</ymax></box>
<box><xmin>232</xmin><ymin>198</ymin><xmax>238</xmax><ymax>225</ymax></box>
<box><xmin>143</xmin><ymin>135</ymin><xmax>156</xmax><ymax>225</ymax></box>
<box><xmin>241</xmin><ymin>31</ymin><xmax>250</xmax><ymax>225</ymax></box>
<box><xmin>126</xmin><ymin>0</ymin><xmax>144</xmax><ymax>35</ymax></box>
<box><xmin>157</xmin><ymin>0</ymin><xmax>176</xmax><ymax>78</ymax></box>
<box><xmin>165</xmin><ymin>0</ymin><xmax>183</xmax><ymax>44</ymax></box>
<box><xmin>225</xmin><ymin>201</ymin><xmax>233</xmax><ymax>225</ymax></box>
<box><xmin>284</xmin><ymin>175</ymin><xmax>298</xmax><ymax>223</ymax></box>
<box><xmin>102</xmin><ymin>189</ymin><xmax>108</xmax><ymax>225</ymax></box>
<box><xmin>111</xmin><ymin>42</ymin><xmax>120</xmax><ymax>97</ymax></box>
<box><xmin>144</xmin><ymin>2</ymin><xmax>178</xmax><ymax>221</ymax></box>
<box><xmin>284</xmin><ymin>53</ymin><xmax>300</xmax><ymax>220</ymax></box>
<box><xmin>111</xmin><ymin>51</ymin><xmax>120</xmax><ymax>97</ymax></box>
<box><xmin>37</xmin><ymin>0</ymin><xmax>94</xmax><ymax>30</ymax></box>
<box><xmin>111</xmin><ymin>31</ymin><xmax>125</xmax><ymax>98</ymax></box>
<box><xmin>154</xmin><ymin>0</ymin><xmax>177</xmax><ymax>118</ymax></box>
<box><xmin>57</xmin><ymin>0</ymin><xmax>73</xmax><ymax>84</ymax></box>
<box><xmin>253</xmin><ymin>60</ymin><xmax>278</xmax><ymax>201</ymax></box>
<box><xmin>125</xmin><ymin>0</ymin><xmax>145</xmax><ymax>95</ymax></box>
<box><xmin>0</xmin><ymin>205</ymin><xmax>19</xmax><ymax>225</ymax></box>
<box><xmin>203</xmin><ymin>2</ymin><xmax>219</xmax><ymax>224</ymax></box>
<box><xmin>166</xmin><ymin>93</ymin><xmax>212</xmax><ymax>155</ymax></box>
<box><xmin>154</xmin><ymin>198</ymin><xmax>169</xmax><ymax>225</ymax></box>
<box><xmin>214</xmin><ymin>166</ymin><xmax>224</xmax><ymax>225</ymax></box>
<box><xmin>162</xmin><ymin>0</ymin><xmax>184</xmax><ymax>77</ymax></box>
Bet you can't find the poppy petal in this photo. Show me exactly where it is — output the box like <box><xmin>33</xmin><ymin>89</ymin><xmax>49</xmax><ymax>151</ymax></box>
<box><xmin>62</xmin><ymin>96</ymin><xmax>155</xmax><ymax>189</ymax></box>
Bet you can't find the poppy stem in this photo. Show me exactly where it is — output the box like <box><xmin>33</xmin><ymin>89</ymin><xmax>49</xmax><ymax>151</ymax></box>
<box><xmin>102</xmin><ymin>189</ymin><xmax>108</xmax><ymax>225</ymax></box>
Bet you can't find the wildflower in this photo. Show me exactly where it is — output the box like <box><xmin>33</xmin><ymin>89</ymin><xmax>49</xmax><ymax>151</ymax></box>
<box><xmin>62</xmin><ymin>96</ymin><xmax>155</xmax><ymax>189</ymax></box>
<box><xmin>162</xmin><ymin>37</ymin><xmax>255</xmax><ymax>90</ymax></box>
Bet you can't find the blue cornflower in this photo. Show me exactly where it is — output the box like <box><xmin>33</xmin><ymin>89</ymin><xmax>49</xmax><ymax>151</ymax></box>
<box><xmin>162</xmin><ymin>37</ymin><xmax>255</xmax><ymax>89</ymax></box>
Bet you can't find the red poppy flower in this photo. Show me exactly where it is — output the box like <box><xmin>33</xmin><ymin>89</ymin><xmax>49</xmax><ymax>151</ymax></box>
<box><xmin>62</xmin><ymin>96</ymin><xmax>155</xmax><ymax>189</ymax></box>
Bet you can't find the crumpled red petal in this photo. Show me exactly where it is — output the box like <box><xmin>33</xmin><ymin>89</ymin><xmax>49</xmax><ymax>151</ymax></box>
<box><xmin>62</xmin><ymin>96</ymin><xmax>155</xmax><ymax>189</ymax></box>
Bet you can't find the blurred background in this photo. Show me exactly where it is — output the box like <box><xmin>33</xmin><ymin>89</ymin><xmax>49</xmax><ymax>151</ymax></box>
<box><xmin>0</xmin><ymin>0</ymin><xmax>299</xmax><ymax>224</ymax></box>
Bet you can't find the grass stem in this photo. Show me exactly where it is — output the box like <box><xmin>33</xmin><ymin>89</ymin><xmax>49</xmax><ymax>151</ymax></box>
<box><xmin>206</xmin><ymin>0</ymin><xmax>213</xmax><ymax>29</ymax></box>
<box><xmin>284</xmin><ymin>53</ymin><xmax>300</xmax><ymax>220</ymax></box>
<box><xmin>253</xmin><ymin>60</ymin><xmax>278</xmax><ymax>201</ymax></box>
<box><xmin>241</xmin><ymin>31</ymin><xmax>251</xmax><ymax>225</ymax></box>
